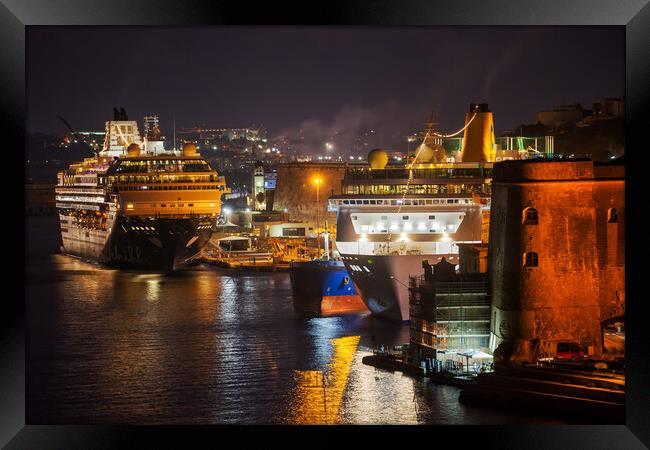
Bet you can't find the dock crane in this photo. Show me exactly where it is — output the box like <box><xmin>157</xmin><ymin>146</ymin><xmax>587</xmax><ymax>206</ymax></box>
<box><xmin>57</xmin><ymin>115</ymin><xmax>79</xmax><ymax>143</ymax></box>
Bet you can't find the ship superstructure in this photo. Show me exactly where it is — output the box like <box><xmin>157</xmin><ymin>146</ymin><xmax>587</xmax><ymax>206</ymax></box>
<box><xmin>328</xmin><ymin>104</ymin><xmax>545</xmax><ymax>321</ymax></box>
<box><xmin>55</xmin><ymin>109</ymin><xmax>228</xmax><ymax>270</ymax></box>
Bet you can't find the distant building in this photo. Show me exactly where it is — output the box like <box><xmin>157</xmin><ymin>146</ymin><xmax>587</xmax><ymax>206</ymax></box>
<box><xmin>577</xmin><ymin>97</ymin><xmax>625</xmax><ymax>128</ymax></box>
<box><xmin>536</xmin><ymin>104</ymin><xmax>587</xmax><ymax>128</ymax></box>
<box><xmin>62</xmin><ymin>130</ymin><xmax>105</xmax><ymax>150</ymax></box>
<box><xmin>535</xmin><ymin>98</ymin><xmax>623</xmax><ymax>129</ymax></box>
<box><xmin>592</xmin><ymin>97</ymin><xmax>624</xmax><ymax>118</ymax></box>
<box><xmin>209</xmin><ymin>150</ymin><xmax>236</xmax><ymax>172</ymax></box>
<box><xmin>488</xmin><ymin>158</ymin><xmax>625</xmax><ymax>364</ymax></box>
<box><xmin>177</xmin><ymin>126</ymin><xmax>267</xmax><ymax>155</ymax></box>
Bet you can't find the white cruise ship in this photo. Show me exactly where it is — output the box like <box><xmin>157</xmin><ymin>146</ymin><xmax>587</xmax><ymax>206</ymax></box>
<box><xmin>55</xmin><ymin>108</ymin><xmax>228</xmax><ymax>270</ymax></box>
<box><xmin>328</xmin><ymin>104</ymin><xmax>548</xmax><ymax>321</ymax></box>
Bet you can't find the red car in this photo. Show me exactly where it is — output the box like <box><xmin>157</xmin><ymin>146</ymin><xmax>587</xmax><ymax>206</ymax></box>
<box><xmin>555</xmin><ymin>342</ymin><xmax>584</xmax><ymax>361</ymax></box>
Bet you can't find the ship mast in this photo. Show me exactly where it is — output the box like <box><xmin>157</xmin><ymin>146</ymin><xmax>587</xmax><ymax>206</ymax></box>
<box><xmin>423</xmin><ymin>110</ymin><xmax>439</xmax><ymax>148</ymax></box>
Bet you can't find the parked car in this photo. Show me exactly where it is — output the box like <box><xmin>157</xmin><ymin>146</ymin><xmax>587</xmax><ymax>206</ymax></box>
<box><xmin>555</xmin><ymin>342</ymin><xmax>585</xmax><ymax>361</ymax></box>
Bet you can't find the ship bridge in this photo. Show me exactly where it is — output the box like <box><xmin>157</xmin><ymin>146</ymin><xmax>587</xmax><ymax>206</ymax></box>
<box><xmin>102</xmin><ymin>154</ymin><xmax>228</xmax><ymax>218</ymax></box>
<box><xmin>339</xmin><ymin>163</ymin><xmax>494</xmax><ymax>197</ymax></box>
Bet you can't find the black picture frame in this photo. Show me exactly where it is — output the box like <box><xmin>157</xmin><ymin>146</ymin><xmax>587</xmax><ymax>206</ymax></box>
<box><xmin>6</xmin><ymin>0</ymin><xmax>649</xmax><ymax>447</ymax></box>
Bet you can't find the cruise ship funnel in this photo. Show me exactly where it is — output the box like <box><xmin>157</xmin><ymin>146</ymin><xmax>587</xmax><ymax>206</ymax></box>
<box><xmin>460</xmin><ymin>103</ymin><xmax>496</xmax><ymax>163</ymax></box>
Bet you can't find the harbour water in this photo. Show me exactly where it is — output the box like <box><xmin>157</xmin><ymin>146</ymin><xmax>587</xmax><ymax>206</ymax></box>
<box><xmin>27</xmin><ymin>216</ymin><xmax>574</xmax><ymax>424</ymax></box>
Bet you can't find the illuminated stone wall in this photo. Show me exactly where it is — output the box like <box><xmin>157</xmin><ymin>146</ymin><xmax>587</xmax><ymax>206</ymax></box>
<box><xmin>488</xmin><ymin>160</ymin><xmax>624</xmax><ymax>363</ymax></box>
<box><xmin>273</xmin><ymin>162</ymin><xmax>348</xmax><ymax>232</ymax></box>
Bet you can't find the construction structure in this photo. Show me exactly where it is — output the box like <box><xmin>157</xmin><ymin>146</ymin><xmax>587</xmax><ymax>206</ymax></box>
<box><xmin>408</xmin><ymin>258</ymin><xmax>491</xmax><ymax>369</ymax></box>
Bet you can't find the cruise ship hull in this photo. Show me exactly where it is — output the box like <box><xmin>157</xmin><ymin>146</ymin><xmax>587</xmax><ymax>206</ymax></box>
<box><xmin>340</xmin><ymin>253</ymin><xmax>458</xmax><ymax>322</ymax></box>
<box><xmin>289</xmin><ymin>260</ymin><xmax>368</xmax><ymax>316</ymax></box>
<box><xmin>60</xmin><ymin>215</ymin><xmax>214</xmax><ymax>270</ymax></box>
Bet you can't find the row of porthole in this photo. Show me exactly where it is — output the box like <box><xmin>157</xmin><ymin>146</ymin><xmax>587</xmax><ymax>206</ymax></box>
<box><xmin>117</xmin><ymin>185</ymin><xmax>222</xmax><ymax>191</ymax></box>
<box><xmin>147</xmin><ymin>203</ymin><xmax>194</xmax><ymax>208</ymax></box>
<box><xmin>338</xmin><ymin>198</ymin><xmax>476</xmax><ymax>206</ymax></box>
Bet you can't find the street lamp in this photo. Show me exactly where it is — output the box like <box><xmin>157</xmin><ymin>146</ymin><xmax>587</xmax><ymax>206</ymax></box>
<box><xmin>314</xmin><ymin>177</ymin><xmax>322</xmax><ymax>257</ymax></box>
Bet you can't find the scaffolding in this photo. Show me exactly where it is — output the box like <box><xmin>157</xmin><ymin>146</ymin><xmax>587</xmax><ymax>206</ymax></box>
<box><xmin>409</xmin><ymin>274</ymin><xmax>491</xmax><ymax>355</ymax></box>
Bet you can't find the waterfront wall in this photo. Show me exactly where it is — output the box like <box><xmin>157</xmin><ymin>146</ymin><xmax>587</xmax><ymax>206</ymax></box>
<box><xmin>488</xmin><ymin>159</ymin><xmax>625</xmax><ymax>363</ymax></box>
<box><xmin>273</xmin><ymin>162</ymin><xmax>347</xmax><ymax>231</ymax></box>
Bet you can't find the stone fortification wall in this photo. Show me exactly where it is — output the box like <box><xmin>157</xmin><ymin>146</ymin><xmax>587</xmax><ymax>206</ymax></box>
<box><xmin>489</xmin><ymin>159</ymin><xmax>624</xmax><ymax>363</ymax></box>
<box><xmin>273</xmin><ymin>163</ymin><xmax>348</xmax><ymax>231</ymax></box>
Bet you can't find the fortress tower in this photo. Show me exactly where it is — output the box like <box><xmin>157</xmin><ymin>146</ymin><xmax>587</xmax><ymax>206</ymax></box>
<box><xmin>488</xmin><ymin>158</ymin><xmax>625</xmax><ymax>364</ymax></box>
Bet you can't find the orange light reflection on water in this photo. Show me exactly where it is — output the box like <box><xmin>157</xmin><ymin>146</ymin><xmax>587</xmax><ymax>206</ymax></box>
<box><xmin>286</xmin><ymin>335</ymin><xmax>360</xmax><ymax>424</ymax></box>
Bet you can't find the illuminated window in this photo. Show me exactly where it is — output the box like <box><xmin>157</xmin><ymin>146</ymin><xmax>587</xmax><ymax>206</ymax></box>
<box><xmin>523</xmin><ymin>207</ymin><xmax>538</xmax><ymax>225</ymax></box>
<box><xmin>524</xmin><ymin>252</ymin><xmax>538</xmax><ymax>267</ymax></box>
<box><xmin>607</xmin><ymin>208</ymin><xmax>618</xmax><ymax>223</ymax></box>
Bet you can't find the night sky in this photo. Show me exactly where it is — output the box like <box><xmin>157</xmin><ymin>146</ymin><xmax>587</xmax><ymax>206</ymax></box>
<box><xmin>27</xmin><ymin>26</ymin><xmax>624</xmax><ymax>152</ymax></box>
